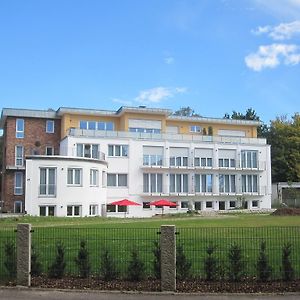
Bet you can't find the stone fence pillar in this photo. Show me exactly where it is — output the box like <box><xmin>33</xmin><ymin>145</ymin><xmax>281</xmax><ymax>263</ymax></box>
<box><xmin>17</xmin><ymin>223</ymin><xmax>31</xmax><ymax>286</ymax></box>
<box><xmin>160</xmin><ymin>225</ymin><xmax>176</xmax><ymax>291</ymax></box>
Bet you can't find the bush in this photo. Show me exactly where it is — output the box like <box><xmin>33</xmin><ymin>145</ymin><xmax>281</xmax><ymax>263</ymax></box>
<box><xmin>75</xmin><ymin>240</ymin><xmax>90</xmax><ymax>278</ymax></box>
<box><xmin>204</xmin><ymin>244</ymin><xmax>218</xmax><ymax>281</ymax></box>
<box><xmin>176</xmin><ymin>244</ymin><xmax>192</xmax><ymax>280</ymax></box>
<box><xmin>100</xmin><ymin>248</ymin><xmax>119</xmax><ymax>281</ymax></box>
<box><xmin>152</xmin><ymin>241</ymin><xmax>161</xmax><ymax>279</ymax></box>
<box><xmin>282</xmin><ymin>243</ymin><xmax>294</xmax><ymax>281</ymax></box>
<box><xmin>31</xmin><ymin>245</ymin><xmax>42</xmax><ymax>276</ymax></box>
<box><xmin>48</xmin><ymin>242</ymin><xmax>66</xmax><ymax>279</ymax></box>
<box><xmin>4</xmin><ymin>240</ymin><xmax>17</xmax><ymax>279</ymax></box>
<box><xmin>227</xmin><ymin>243</ymin><xmax>244</xmax><ymax>282</ymax></box>
<box><xmin>127</xmin><ymin>248</ymin><xmax>145</xmax><ymax>281</ymax></box>
<box><xmin>256</xmin><ymin>241</ymin><xmax>272</xmax><ymax>282</ymax></box>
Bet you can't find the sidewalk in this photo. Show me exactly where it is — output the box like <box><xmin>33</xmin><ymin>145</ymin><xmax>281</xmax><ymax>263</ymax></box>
<box><xmin>1</xmin><ymin>287</ymin><xmax>300</xmax><ymax>300</ymax></box>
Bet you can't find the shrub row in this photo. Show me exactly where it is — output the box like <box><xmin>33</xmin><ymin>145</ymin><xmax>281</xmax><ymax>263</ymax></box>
<box><xmin>2</xmin><ymin>240</ymin><xmax>296</xmax><ymax>282</ymax></box>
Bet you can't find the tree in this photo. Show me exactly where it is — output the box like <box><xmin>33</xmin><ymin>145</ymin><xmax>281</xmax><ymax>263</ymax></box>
<box><xmin>74</xmin><ymin>240</ymin><xmax>90</xmax><ymax>278</ymax></box>
<box><xmin>266</xmin><ymin>114</ymin><xmax>300</xmax><ymax>182</ymax></box>
<box><xmin>173</xmin><ymin>106</ymin><xmax>201</xmax><ymax>117</ymax></box>
<box><xmin>48</xmin><ymin>242</ymin><xmax>66</xmax><ymax>279</ymax></box>
<box><xmin>224</xmin><ymin>108</ymin><xmax>267</xmax><ymax>138</ymax></box>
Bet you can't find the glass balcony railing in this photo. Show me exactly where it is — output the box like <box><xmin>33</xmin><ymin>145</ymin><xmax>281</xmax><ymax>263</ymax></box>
<box><xmin>68</xmin><ymin>128</ymin><xmax>267</xmax><ymax>145</ymax></box>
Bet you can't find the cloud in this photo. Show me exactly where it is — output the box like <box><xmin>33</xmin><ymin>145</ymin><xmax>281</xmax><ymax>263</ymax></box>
<box><xmin>252</xmin><ymin>21</ymin><xmax>300</xmax><ymax>40</ymax></box>
<box><xmin>135</xmin><ymin>86</ymin><xmax>186</xmax><ymax>104</ymax></box>
<box><xmin>245</xmin><ymin>43</ymin><xmax>300</xmax><ymax>71</ymax></box>
<box><xmin>252</xmin><ymin>0</ymin><xmax>300</xmax><ymax>19</ymax></box>
<box><xmin>164</xmin><ymin>56</ymin><xmax>175</xmax><ymax>64</ymax></box>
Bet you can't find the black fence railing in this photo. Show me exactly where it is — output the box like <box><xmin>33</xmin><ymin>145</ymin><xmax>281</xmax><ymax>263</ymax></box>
<box><xmin>1</xmin><ymin>226</ymin><xmax>300</xmax><ymax>292</ymax></box>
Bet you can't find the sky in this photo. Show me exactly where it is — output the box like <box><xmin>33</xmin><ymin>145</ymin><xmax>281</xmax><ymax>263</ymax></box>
<box><xmin>0</xmin><ymin>0</ymin><xmax>300</xmax><ymax>124</ymax></box>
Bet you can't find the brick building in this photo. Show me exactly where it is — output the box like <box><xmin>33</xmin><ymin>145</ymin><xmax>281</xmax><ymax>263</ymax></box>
<box><xmin>0</xmin><ymin>109</ymin><xmax>60</xmax><ymax>212</ymax></box>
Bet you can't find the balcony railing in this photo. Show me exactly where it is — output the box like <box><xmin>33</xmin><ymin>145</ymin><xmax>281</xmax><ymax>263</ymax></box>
<box><xmin>68</xmin><ymin>128</ymin><xmax>267</xmax><ymax>145</ymax></box>
<box><xmin>139</xmin><ymin>185</ymin><xmax>267</xmax><ymax>196</ymax></box>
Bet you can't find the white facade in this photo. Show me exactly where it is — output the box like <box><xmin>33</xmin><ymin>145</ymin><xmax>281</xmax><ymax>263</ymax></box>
<box><xmin>25</xmin><ymin>156</ymin><xmax>108</xmax><ymax>217</ymax></box>
<box><xmin>57</xmin><ymin>131</ymin><xmax>272</xmax><ymax>217</ymax></box>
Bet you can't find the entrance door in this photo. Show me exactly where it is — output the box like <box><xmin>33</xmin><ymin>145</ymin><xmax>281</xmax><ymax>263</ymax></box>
<box><xmin>219</xmin><ymin>201</ymin><xmax>226</xmax><ymax>210</ymax></box>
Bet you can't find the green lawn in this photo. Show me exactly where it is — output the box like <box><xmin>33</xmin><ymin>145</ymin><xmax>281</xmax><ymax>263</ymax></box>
<box><xmin>1</xmin><ymin>213</ymin><xmax>300</xmax><ymax>282</ymax></box>
<box><xmin>1</xmin><ymin>212</ymin><xmax>300</xmax><ymax>228</ymax></box>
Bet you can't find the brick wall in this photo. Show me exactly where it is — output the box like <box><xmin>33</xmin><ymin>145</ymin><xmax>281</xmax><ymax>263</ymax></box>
<box><xmin>1</xmin><ymin>116</ymin><xmax>61</xmax><ymax>212</ymax></box>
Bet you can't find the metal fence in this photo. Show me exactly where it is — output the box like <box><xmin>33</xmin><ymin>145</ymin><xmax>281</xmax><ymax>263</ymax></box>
<box><xmin>31</xmin><ymin>227</ymin><xmax>160</xmax><ymax>290</ymax></box>
<box><xmin>0</xmin><ymin>228</ymin><xmax>16</xmax><ymax>283</ymax></box>
<box><xmin>177</xmin><ymin>227</ymin><xmax>300</xmax><ymax>280</ymax></box>
<box><xmin>1</xmin><ymin>226</ymin><xmax>300</xmax><ymax>291</ymax></box>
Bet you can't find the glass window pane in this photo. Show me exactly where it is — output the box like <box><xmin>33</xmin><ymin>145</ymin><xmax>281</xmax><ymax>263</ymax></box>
<box><xmin>183</xmin><ymin>157</ymin><xmax>188</xmax><ymax>166</ymax></box>
<box><xmin>247</xmin><ymin>152</ymin><xmax>252</xmax><ymax>168</ymax></box>
<box><xmin>252</xmin><ymin>152</ymin><xmax>257</xmax><ymax>168</ymax></box>
<box><xmin>207</xmin><ymin>175</ymin><xmax>212</xmax><ymax>192</ymax></box>
<box><xmin>231</xmin><ymin>175</ymin><xmax>236</xmax><ymax>192</ymax></box>
<box><xmin>201</xmin><ymin>175</ymin><xmax>206</xmax><ymax>192</ymax></box>
<box><xmin>88</xmin><ymin>122</ymin><xmax>96</xmax><ymax>130</ymax></box>
<box><xmin>225</xmin><ymin>175</ymin><xmax>230</xmax><ymax>193</ymax></box>
<box><xmin>92</xmin><ymin>144</ymin><xmax>98</xmax><ymax>158</ymax></box>
<box><xmin>176</xmin><ymin>157</ymin><xmax>181</xmax><ymax>167</ymax></box>
<box><xmin>122</xmin><ymin>145</ymin><xmax>128</xmax><ymax>157</ymax></box>
<box><xmin>98</xmin><ymin>122</ymin><xmax>105</xmax><ymax>130</ymax></box>
<box><xmin>48</xmin><ymin>169</ymin><xmax>55</xmax><ymax>185</ymax></box>
<box><xmin>143</xmin><ymin>174</ymin><xmax>149</xmax><ymax>192</ymax></box>
<box><xmin>115</xmin><ymin>145</ymin><xmax>121</xmax><ymax>156</ymax></box>
<box><xmin>183</xmin><ymin>174</ymin><xmax>188</xmax><ymax>193</ymax></box>
<box><xmin>207</xmin><ymin>158</ymin><xmax>212</xmax><ymax>167</ymax></box>
<box><xmin>150</xmin><ymin>174</ymin><xmax>156</xmax><ymax>192</ymax></box>
<box><xmin>108</xmin><ymin>145</ymin><xmax>114</xmax><ymax>156</ymax></box>
<box><xmin>107</xmin><ymin>174</ymin><xmax>116</xmax><ymax>186</ymax></box>
<box><xmin>194</xmin><ymin>157</ymin><xmax>200</xmax><ymax>167</ymax></box>
<box><xmin>143</xmin><ymin>155</ymin><xmax>149</xmax><ymax>166</ymax></box>
<box><xmin>219</xmin><ymin>175</ymin><xmax>224</xmax><ymax>193</ymax></box>
<box><xmin>253</xmin><ymin>175</ymin><xmax>258</xmax><ymax>192</ymax></box>
<box><xmin>74</xmin><ymin>169</ymin><xmax>81</xmax><ymax>184</ymax></box>
<box><xmin>176</xmin><ymin>174</ymin><xmax>182</xmax><ymax>192</ymax></box>
<box><xmin>77</xmin><ymin>144</ymin><xmax>83</xmax><ymax>157</ymax></box>
<box><xmin>118</xmin><ymin>174</ymin><xmax>127</xmax><ymax>186</ymax></box>
<box><xmin>40</xmin><ymin>207</ymin><xmax>46</xmax><ymax>216</ymax></box>
<box><xmin>157</xmin><ymin>174</ymin><xmax>163</xmax><ymax>193</ymax></box>
<box><xmin>170</xmin><ymin>174</ymin><xmax>175</xmax><ymax>193</ymax></box>
<box><xmin>195</xmin><ymin>174</ymin><xmax>200</xmax><ymax>192</ymax></box>
<box><xmin>84</xmin><ymin>144</ymin><xmax>91</xmax><ymax>157</ymax></box>
<box><xmin>67</xmin><ymin>169</ymin><xmax>73</xmax><ymax>184</ymax></box>
<box><xmin>201</xmin><ymin>158</ymin><xmax>206</xmax><ymax>167</ymax></box>
<box><xmin>80</xmin><ymin>121</ymin><xmax>87</xmax><ymax>129</ymax></box>
<box><xmin>170</xmin><ymin>157</ymin><xmax>175</xmax><ymax>166</ymax></box>
<box><xmin>74</xmin><ymin>206</ymin><xmax>80</xmax><ymax>216</ymax></box>
<box><xmin>106</xmin><ymin>122</ymin><xmax>114</xmax><ymax>131</ymax></box>
<box><xmin>224</xmin><ymin>159</ymin><xmax>229</xmax><ymax>168</ymax></box>
<box><xmin>219</xmin><ymin>159</ymin><xmax>223</xmax><ymax>167</ymax></box>
<box><xmin>67</xmin><ymin>206</ymin><xmax>73</xmax><ymax>216</ymax></box>
<box><xmin>40</xmin><ymin>168</ymin><xmax>46</xmax><ymax>185</ymax></box>
<box><xmin>48</xmin><ymin>206</ymin><xmax>55</xmax><ymax>216</ymax></box>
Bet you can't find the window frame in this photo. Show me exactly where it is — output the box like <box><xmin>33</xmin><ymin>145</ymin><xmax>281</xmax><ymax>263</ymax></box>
<box><xmin>45</xmin><ymin>146</ymin><xmax>54</xmax><ymax>155</ymax></box>
<box><xmin>90</xmin><ymin>169</ymin><xmax>99</xmax><ymax>186</ymax></box>
<box><xmin>46</xmin><ymin>120</ymin><xmax>55</xmax><ymax>133</ymax></box>
<box><xmin>67</xmin><ymin>205</ymin><xmax>82</xmax><ymax>217</ymax></box>
<box><xmin>89</xmin><ymin>204</ymin><xmax>99</xmax><ymax>216</ymax></box>
<box><xmin>15</xmin><ymin>145</ymin><xmax>24</xmax><ymax>166</ymax></box>
<box><xmin>190</xmin><ymin>125</ymin><xmax>202</xmax><ymax>133</ymax></box>
<box><xmin>14</xmin><ymin>172</ymin><xmax>23</xmax><ymax>195</ymax></box>
<box><xmin>108</xmin><ymin>144</ymin><xmax>129</xmax><ymax>157</ymax></box>
<box><xmin>39</xmin><ymin>167</ymin><xmax>56</xmax><ymax>197</ymax></box>
<box><xmin>67</xmin><ymin>168</ymin><xmax>82</xmax><ymax>186</ymax></box>
<box><xmin>107</xmin><ymin>173</ymin><xmax>128</xmax><ymax>187</ymax></box>
<box><xmin>16</xmin><ymin>119</ymin><xmax>24</xmax><ymax>138</ymax></box>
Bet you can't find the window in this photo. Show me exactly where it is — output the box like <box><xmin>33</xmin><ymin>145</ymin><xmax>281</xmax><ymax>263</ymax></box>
<box><xmin>195</xmin><ymin>202</ymin><xmax>202</xmax><ymax>210</ymax></box>
<box><xmin>190</xmin><ymin>125</ymin><xmax>202</xmax><ymax>133</ymax></box>
<box><xmin>219</xmin><ymin>158</ymin><xmax>235</xmax><ymax>168</ymax></box>
<box><xmin>143</xmin><ymin>173</ymin><xmax>163</xmax><ymax>193</ymax></box>
<box><xmin>46</xmin><ymin>146</ymin><xmax>54</xmax><ymax>155</ymax></box>
<box><xmin>79</xmin><ymin>120</ymin><xmax>114</xmax><ymax>131</ymax></box>
<box><xmin>252</xmin><ymin>200</ymin><xmax>259</xmax><ymax>208</ymax></box>
<box><xmin>170</xmin><ymin>156</ymin><xmax>188</xmax><ymax>167</ymax></box>
<box><xmin>107</xmin><ymin>174</ymin><xmax>128</xmax><ymax>187</ymax></box>
<box><xmin>102</xmin><ymin>171</ymin><xmax>107</xmax><ymax>187</ymax></box>
<box><xmin>181</xmin><ymin>201</ymin><xmax>189</xmax><ymax>208</ymax></box>
<box><xmin>219</xmin><ymin>175</ymin><xmax>236</xmax><ymax>193</ymax></box>
<box><xmin>170</xmin><ymin>174</ymin><xmax>188</xmax><ymax>193</ymax></box>
<box><xmin>90</xmin><ymin>169</ymin><xmax>99</xmax><ymax>186</ymax></box>
<box><xmin>206</xmin><ymin>201</ymin><xmax>213</xmax><ymax>208</ymax></box>
<box><xmin>39</xmin><ymin>206</ymin><xmax>55</xmax><ymax>216</ymax></box>
<box><xmin>14</xmin><ymin>201</ymin><xmax>23</xmax><ymax>213</ymax></box>
<box><xmin>89</xmin><ymin>205</ymin><xmax>98</xmax><ymax>216</ymax></box>
<box><xmin>108</xmin><ymin>145</ymin><xmax>129</xmax><ymax>157</ymax></box>
<box><xmin>46</xmin><ymin>120</ymin><xmax>54</xmax><ymax>133</ymax></box>
<box><xmin>194</xmin><ymin>157</ymin><xmax>212</xmax><ymax>167</ymax></box>
<box><xmin>16</xmin><ymin>119</ymin><xmax>24</xmax><ymax>138</ymax></box>
<box><xmin>242</xmin><ymin>175</ymin><xmax>258</xmax><ymax>193</ymax></box>
<box><xmin>15</xmin><ymin>145</ymin><xmax>24</xmax><ymax>166</ymax></box>
<box><xmin>67</xmin><ymin>168</ymin><xmax>82</xmax><ymax>186</ymax></box>
<box><xmin>14</xmin><ymin>172</ymin><xmax>23</xmax><ymax>195</ymax></box>
<box><xmin>241</xmin><ymin>150</ymin><xmax>258</xmax><ymax>168</ymax></box>
<box><xmin>67</xmin><ymin>205</ymin><xmax>82</xmax><ymax>216</ymax></box>
<box><xmin>230</xmin><ymin>201</ymin><xmax>236</xmax><ymax>208</ymax></box>
<box><xmin>195</xmin><ymin>174</ymin><xmax>213</xmax><ymax>193</ymax></box>
<box><xmin>143</xmin><ymin>155</ymin><xmax>163</xmax><ymax>166</ymax></box>
<box><xmin>143</xmin><ymin>202</ymin><xmax>151</xmax><ymax>209</ymax></box>
<box><xmin>77</xmin><ymin>143</ymin><xmax>99</xmax><ymax>159</ymax></box>
<box><xmin>106</xmin><ymin>205</ymin><xmax>116</xmax><ymax>212</ymax></box>
<box><xmin>39</xmin><ymin>168</ymin><xmax>56</xmax><ymax>196</ymax></box>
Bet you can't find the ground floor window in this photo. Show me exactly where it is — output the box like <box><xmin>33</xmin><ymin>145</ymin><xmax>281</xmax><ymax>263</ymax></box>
<box><xmin>143</xmin><ymin>202</ymin><xmax>151</xmax><ymax>209</ymax></box>
<box><xmin>206</xmin><ymin>201</ymin><xmax>213</xmax><ymax>208</ymax></box>
<box><xmin>181</xmin><ymin>201</ymin><xmax>189</xmax><ymax>209</ymax></box>
<box><xmin>229</xmin><ymin>201</ymin><xmax>236</xmax><ymax>208</ymax></box>
<box><xmin>14</xmin><ymin>201</ymin><xmax>23</xmax><ymax>213</ymax></box>
<box><xmin>89</xmin><ymin>204</ymin><xmax>98</xmax><ymax>216</ymax></box>
<box><xmin>106</xmin><ymin>204</ymin><xmax>116</xmax><ymax>212</ymax></box>
<box><xmin>194</xmin><ymin>202</ymin><xmax>202</xmax><ymax>210</ymax></box>
<box><xmin>67</xmin><ymin>205</ymin><xmax>82</xmax><ymax>216</ymax></box>
<box><xmin>252</xmin><ymin>200</ymin><xmax>259</xmax><ymax>208</ymax></box>
<box><xmin>39</xmin><ymin>206</ymin><xmax>55</xmax><ymax>216</ymax></box>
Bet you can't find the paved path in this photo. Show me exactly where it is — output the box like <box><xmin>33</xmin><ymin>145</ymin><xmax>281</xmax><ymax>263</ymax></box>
<box><xmin>1</xmin><ymin>288</ymin><xmax>300</xmax><ymax>300</ymax></box>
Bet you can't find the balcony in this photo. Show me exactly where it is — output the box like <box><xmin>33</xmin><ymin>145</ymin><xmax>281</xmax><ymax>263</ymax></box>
<box><xmin>68</xmin><ymin>128</ymin><xmax>267</xmax><ymax>145</ymax></box>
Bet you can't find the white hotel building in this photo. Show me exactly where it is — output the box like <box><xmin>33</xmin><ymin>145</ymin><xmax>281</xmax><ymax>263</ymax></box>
<box><xmin>1</xmin><ymin>106</ymin><xmax>272</xmax><ymax>217</ymax></box>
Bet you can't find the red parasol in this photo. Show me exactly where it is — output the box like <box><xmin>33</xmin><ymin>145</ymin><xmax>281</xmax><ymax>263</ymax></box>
<box><xmin>150</xmin><ymin>199</ymin><xmax>177</xmax><ymax>215</ymax></box>
<box><xmin>109</xmin><ymin>199</ymin><xmax>141</xmax><ymax>217</ymax></box>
